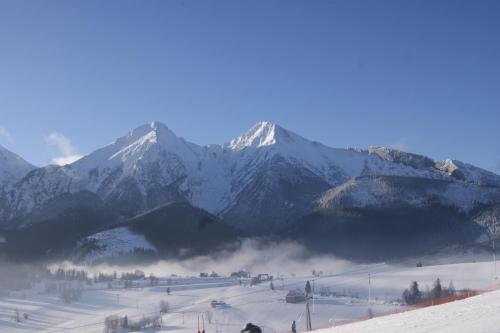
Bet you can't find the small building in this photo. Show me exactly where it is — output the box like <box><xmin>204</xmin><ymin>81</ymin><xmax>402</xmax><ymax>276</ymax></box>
<box><xmin>104</xmin><ymin>315</ymin><xmax>127</xmax><ymax>333</ymax></box>
<box><xmin>286</xmin><ymin>291</ymin><xmax>306</xmax><ymax>303</ymax></box>
<box><xmin>250</xmin><ymin>277</ymin><xmax>260</xmax><ymax>286</ymax></box>
<box><xmin>231</xmin><ymin>270</ymin><xmax>251</xmax><ymax>278</ymax></box>
<box><xmin>210</xmin><ymin>300</ymin><xmax>227</xmax><ymax>308</ymax></box>
<box><xmin>257</xmin><ymin>274</ymin><xmax>272</xmax><ymax>281</ymax></box>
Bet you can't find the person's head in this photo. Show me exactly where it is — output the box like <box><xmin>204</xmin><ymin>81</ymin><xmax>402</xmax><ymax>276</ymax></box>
<box><xmin>241</xmin><ymin>323</ymin><xmax>262</xmax><ymax>333</ymax></box>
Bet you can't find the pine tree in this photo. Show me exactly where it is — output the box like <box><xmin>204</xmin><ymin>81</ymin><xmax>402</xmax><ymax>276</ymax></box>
<box><xmin>410</xmin><ymin>281</ymin><xmax>421</xmax><ymax>303</ymax></box>
<box><xmin>447</xmin><ymin>281</ymin><xmax>455</xmax><ymax>296</ymax></box>
<box><xmin>305</xmin><ymin>280</ymin><xmax>312</xmax><ymax>295</ymax></box>
<box><xmin>432</xmin><ymin>278</ymin><xmax>443</xmax><ymax>299</ymax></box>
<box><xmin>403</xmin><ymin>281</ymin><xmax>421</xmax><ymax>305</ymax></box>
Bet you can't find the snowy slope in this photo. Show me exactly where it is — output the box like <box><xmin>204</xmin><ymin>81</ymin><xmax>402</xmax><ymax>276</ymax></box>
<box><xmin>77</xmin><ymin>227</ymin><xmax>157</xmax><ymax>264</ymax></box>
<box><xmin>226</xmin><ymin>121</ymin><xmax>369</xmax><ymax>183</ymax></box>
<box><xmin>318</xmin><ymin>176</ymin><xmax>500</xmax><ymax>213</ymax></box>
<box><xmin>226</xmin><ymin>122</ymin><xmax>452</xmax><ymax>187</ymax></box>
<box><xmin>6</xmin><ymin>165</ymin><xmax>78</xmax><ymax>217</ymax></box>
<box><xmin>1</xmin><ymin>257</ymin><xmax>499</xmax><ymax>333</ymax></box>
<box><xmin>437</xmin><ymin>159</ymin><xmax>500</xmax><ymax>187</ymax></box>
<box><xmin>315</xmin><ymin>289</ymin><xmax>500</xmax><ymax>333</ymax></box>
<box><xmin>71</xmin><ymin>122</ymin><xmax>202</xmax><ymax>193</ymax></box>
<box><xmin>0</xmin><ymin>144</ymin><xmax>35</xmax><ymax>185</ymax></box>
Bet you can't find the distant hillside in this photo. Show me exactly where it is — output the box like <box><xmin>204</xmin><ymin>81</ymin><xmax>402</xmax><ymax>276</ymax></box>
<box><xmin>0</xmin><ymin>191</ymin><xmax>114</xmax><ymax>260</ymax></box>
<box><xmin>75</xmin><ymin>202</ymin><xmax>243</xmax><ymax>263</ymax></box>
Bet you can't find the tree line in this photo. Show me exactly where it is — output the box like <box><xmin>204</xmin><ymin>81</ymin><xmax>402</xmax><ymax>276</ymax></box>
<box><xmin>402</xmin><ymin>278</ymin><xmax>458</xmax><ymax>305</ymax></box>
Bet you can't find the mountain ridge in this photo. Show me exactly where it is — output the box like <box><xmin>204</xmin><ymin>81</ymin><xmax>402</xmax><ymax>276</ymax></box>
<box><xmin>0</xmin><ymin>144</ymin><xmax>36</xmax><ymax>185</ymax></box>
<box><xmin>1</xmin><ymin>121</ymin><xmax>499</xmax><ymax>238</ymax></box>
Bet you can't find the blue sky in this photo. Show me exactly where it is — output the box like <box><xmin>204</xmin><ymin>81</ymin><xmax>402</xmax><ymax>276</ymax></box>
<box><xmin>0</xmin><ymin>0</ymin><xmax>499</xmax><ymax>172</ymax></box>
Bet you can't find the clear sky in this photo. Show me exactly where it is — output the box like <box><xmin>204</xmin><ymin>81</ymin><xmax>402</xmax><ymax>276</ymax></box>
<box><xmin>0</xmin><ymin>0</ymin><xmax>499</xmax><ymax>172</ymax></box>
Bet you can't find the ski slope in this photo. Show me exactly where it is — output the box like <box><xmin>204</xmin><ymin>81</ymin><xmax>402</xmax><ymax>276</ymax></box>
<box><xmin>315</xmin><ymin>288</ymin><xmax>500</xmax><ymax>333</ymax></box>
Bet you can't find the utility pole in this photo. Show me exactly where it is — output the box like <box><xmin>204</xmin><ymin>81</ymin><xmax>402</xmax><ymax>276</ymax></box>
<box><xmin>492</xmin><ymin>223</ymin><xmax>497</xmax><ymax>280</ymax></box>
<box><xmin>312</xmin><ymin>279</ymin><xmax>315</xmax><ymax>313</ymax></box>
<box><xmin>305</xmin><ymin>298</ymin><xmax>312</xmax><ymax>331</ymax></box>
<box><xmin>368</xmin><ymin>273</ymin><xmax>371</xmax><ymax>304</ymax></box>
<box><xmin>494</xmin><ymin>228</ymin><xmax>497</xmax><ymax>280</ymax></box>
<box><xmin>305</xmin><ymin>280</ymin><xmax>312</xmax><ymax>331</ymax></box>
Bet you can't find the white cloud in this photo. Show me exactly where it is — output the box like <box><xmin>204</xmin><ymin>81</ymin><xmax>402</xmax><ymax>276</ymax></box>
<box><xmin>51</xmin><ymin>154</ymin><xmax>83</xmax><ymax>166</ymax></box>
<box><xmin>0</xmin><ymin>127</ymin><xmax>13</xmax><ymax>143</ymax></box>
<box><xmin>389</xmin><ymin>137</ymin><xmax>409</xmax><ymax>152</ymax></box>
<box><xmin>45</xmin><ymin>132</ymin><xmax>83</xmax><ymax>165</ymax></box>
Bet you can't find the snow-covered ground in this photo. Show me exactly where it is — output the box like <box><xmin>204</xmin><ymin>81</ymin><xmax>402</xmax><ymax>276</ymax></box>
<box><xmin>0</xmin><ymin>257</ymin><xmax>499</xmax><ymax>333</ymax></box>
<box><xmin>78</xmin><ymin>227</ymin><xmax>157</xmax><ymax>264</ymax></box>
<box><xmin>315</xmin><ymin>288</ymin><xmax>500</xmax><ymax>333</ymax></box>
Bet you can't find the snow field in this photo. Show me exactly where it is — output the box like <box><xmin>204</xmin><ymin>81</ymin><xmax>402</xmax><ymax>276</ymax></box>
<box><xmin>1</xmin><ymin>258</ymin><xmax>499</xmax><ymax>333</ymax></box>
<box><xmin>315</xmin><ymin>288</ymin><xmax>500</xmax><ymax>333</ymax></box>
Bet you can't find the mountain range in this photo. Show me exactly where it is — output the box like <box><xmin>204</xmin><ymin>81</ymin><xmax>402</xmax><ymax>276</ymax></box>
<box><xmin>1</xmin><ymin>121</ymin><xmax>499</xmax><ymax>261</ymax></box>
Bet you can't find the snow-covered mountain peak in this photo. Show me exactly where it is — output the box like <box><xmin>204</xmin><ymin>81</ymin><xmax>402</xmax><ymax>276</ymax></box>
<box><xmin>72</xmin><ymin>121</ymin><xmax>202</xmax><ymax>177</ymax></box>
<box><xmin>147</xmin><ymin>120</ymin><xmax>179</xmax><ymax>140</ymax></box>
<box><xmin>120</xmin><ymin>121</ymin><xmax>183</xmax><ymax>152</ymax></box>
<box><xmin>149</xmin><ymin>120</ymin><xmax>166</xmax><ymax>129</ymax></box>
<box><xmin>227</xmin><ymin>121</ymin><xmax>301</xmax><ymax>151</ymax></box>
<box><xmin>118</xmin><ymin>121</ymin><xmax>176</xmax><ymax>145</ymax></box>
